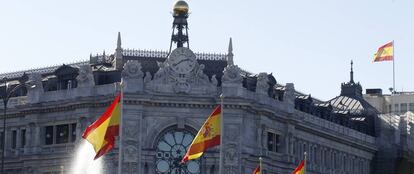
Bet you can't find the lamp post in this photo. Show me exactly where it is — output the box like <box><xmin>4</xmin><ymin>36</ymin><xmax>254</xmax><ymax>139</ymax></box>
<box><xmin>1</xmin><ymin>77</ymin><xmax>32</xmax><ymax>174</ymax></box>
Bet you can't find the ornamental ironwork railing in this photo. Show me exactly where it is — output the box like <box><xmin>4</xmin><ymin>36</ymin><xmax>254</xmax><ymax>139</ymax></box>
<box><xmin>123</xmin><ymin>49</ymin><xmax>227</xmax><ymax>61</ymax></box>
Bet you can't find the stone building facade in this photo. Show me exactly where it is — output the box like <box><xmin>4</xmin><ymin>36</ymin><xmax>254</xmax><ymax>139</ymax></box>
<box><xmin>0</xmin><ymin>1</ymin><xmax>413</xmax><ymax>174</ymax></box>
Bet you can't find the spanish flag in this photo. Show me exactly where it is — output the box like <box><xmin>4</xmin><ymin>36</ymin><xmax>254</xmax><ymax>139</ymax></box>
<box><xmin>181</xmin><ymin>105</ymin><xmax>221</xmax><ymax>163</ymax></box>
<box><xmin>252</xmin><ymin>166</ymin><xmax>260</xmax><ymax>174</ymax></box>
<box><xmin>373</xmin><ymin>41</ymin><xmax>394</xmax><ymax>62</ymax></box>
<box><xmin>82</xmin><ymin>94</ymin><xmax>121</xmax><ymax>160</ymax></box>
<box><xmin>292</xmin><ymin>160</ymin><xmax>305</xmax><ymax>174</ymax></box>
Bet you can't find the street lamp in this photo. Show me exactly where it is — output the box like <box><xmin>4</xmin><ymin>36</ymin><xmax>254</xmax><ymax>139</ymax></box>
<box><xmin>1</xmin><ymin>77</ymin><xmax>34</xmax><ymax>174</ymax></box>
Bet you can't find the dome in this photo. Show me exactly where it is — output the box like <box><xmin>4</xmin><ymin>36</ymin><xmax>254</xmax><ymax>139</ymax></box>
<box><xmin>173</xmin><ymin>0</ymin><xmax>189</xmax><ymax>15</ymax></box>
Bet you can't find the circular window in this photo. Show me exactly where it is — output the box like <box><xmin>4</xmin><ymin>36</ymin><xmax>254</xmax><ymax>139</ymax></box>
<box><xmin>155</xmin><ymin>129</ymin><xmax>201</xmax><ymax>174</ymax></box>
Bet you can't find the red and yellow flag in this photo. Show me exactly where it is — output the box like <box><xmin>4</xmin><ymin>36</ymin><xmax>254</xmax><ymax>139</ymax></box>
<box><xmin>292</xmin><ymin>160</ymin><xmax>305</xmax><ymax>174</ymax></box>
<box><xmin>373</xmin><ymin>41</ymin><xmax>394</xmax><ymax>62</ymax></box>
<box><xmin>252</xmin><ymin>166</ymin><xmax>260</xmax><ymax>174</ymax></box>
<box><xmin>181</xmin><ymin>105</ymin><xmax>221</xmax><ymax>163</ymax></box>
<box><xmin>82</xmin><ymin>94</ymin><xmax>121</xmax><ymax>160</ymax></box>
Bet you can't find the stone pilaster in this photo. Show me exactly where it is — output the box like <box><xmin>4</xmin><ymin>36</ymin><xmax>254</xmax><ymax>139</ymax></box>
<box><xmin>26</xmin><ymin>73</ymin><xmax>44</xmax><ymax>104</ymax></box>
<box><xmin>119</xmin><ymin>105</ymin><xmax>142</xmax><ymax>174</ymax></box>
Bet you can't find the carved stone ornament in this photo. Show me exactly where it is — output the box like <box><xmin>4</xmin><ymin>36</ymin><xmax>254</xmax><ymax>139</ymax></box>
<box><xmin>122</xmin><ymin>60</ymin><xmax>144</xmax><ymax>79</ymax></box>
<box><xmin>76</xmin><ymin>65</ymin><xmax>95</xmax><ymax>87</ymax></box>
<box><xmin>27</xmin><ymin>73</ymin><xmax>43</xmax><ymax>87</ymax></box>
<box><xmin>145</xmin><ymin>47</ymin><xmax>217</xmax><ymax>94</ymax></box>
<box><xmin>144</xmin><ymin>72</ymin><xmax>152</xmax><ymax>83</ymax></box>
<box><xmin>124</xmin><ymin>145</ymin><xmax>138</xmax><ymax>162</ymax></box>
<box><xmin>124</xmin><ymin>121</ymin><xmax>139</xmax><ymax>139</ymax></box>
<box><xmin>222</xmin><ymin>65</ymin><xmax>243</xmax><ymax>85</ymax></box>
<box><xmin>225</xmin><ymin>125</ymin><xmax>240</xmax><ymax>142</ymax></box>
<box><xmin>224</xmin><ymin>144</ymin><xmax>239</xmax><ymax>166</ymax></box>
<box><xmin>285</xmin><ymin>83</ymin><xmax>295</xmax><ymax>105</ymax></box>
<box><xmin>256</xmin><ymin>72</ymin><xmax>269</xmax><ymax>95</ymax></box>
<box><xmin>211</xmin><ymin>74</ymin><xmax>218</xmax><ymax>86</ymax></box>
<box><xmin>27</xmin><ymin>73</ymin><xmax>44</xmax><ymax>103</ymax></box>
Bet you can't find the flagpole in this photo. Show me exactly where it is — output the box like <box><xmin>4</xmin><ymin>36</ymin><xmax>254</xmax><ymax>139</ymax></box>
<box><xmin>118</xmin><ymin>81</ymin><xmax>124</xmax><ymax>174</ymax></box>
<box><xmin>304</xmin><ymin>151</ymin><xmax>307</xmax><ymax>173</ymax></box>
<box><xmin>392</xmin><ymin>40</ymin><xmax>395</xmax><ymax>93</ymax></box>
<box><xmin>219</xmin><ymin>94</ymin><xmax>224</xmax><ymax>174</ymax></box>
<box><xmin>259</xmin><ymin>157</ymin><xmax>263</xmax><ymax>174</ymax></box>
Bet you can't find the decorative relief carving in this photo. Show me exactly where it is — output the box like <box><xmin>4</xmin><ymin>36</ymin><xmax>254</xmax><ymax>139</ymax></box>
<box><xmin>225</xmin><ymin>166</ymin><xmax>238</xmax><ymax>174</ymax></box>
<box><xmin>225</xmin><ymin>125</ymin><xmax>240</xmax><ymax>142</ymax></box>
<box><xmin>145</xmin><ymin>47</ymin><xmax>217</xmax><ymax>94</ymax></box>
<box><xmin>222</xmin><ymin>65</ymin><xmax>243</xmax><ymax>85</ymax></box>
<box><xmin>122</xmin><ymin>162</ymin><xmax>138</xmax><ymax>174</ymax></box>
<box><xmin>224</xmin><ymin>144</ymin><xmax>238</xmax><ymax>166</ymax></box>
<box><xmin>122</xmin><ymin>60</ymin><xmax>144</xmax><ymax>79</ymax></box>
<box><xmin>124</xmin><ymin>145</ymin><xmax>138</xmax><ymax>162</ymax></box>
<box><xmin>124</xmin><ymin>121</ymin><xmax>139</xmax><ymax>140</ymax></box>
<box><xmin>76</xmin><ymin>65</ymin><xmax>95</xmax><ymax>87</ymax></box>
<box><xmin>256</xmin><ymin>72</ymin><xmax>269</xmax><ymax>95</ymax></box>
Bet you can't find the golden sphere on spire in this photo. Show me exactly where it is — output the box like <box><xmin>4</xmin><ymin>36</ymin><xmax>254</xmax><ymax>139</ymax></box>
<box><xmin>173</xmin><ymin>0</ymin><xmax>189</xmax><ymax>15</ymax></box>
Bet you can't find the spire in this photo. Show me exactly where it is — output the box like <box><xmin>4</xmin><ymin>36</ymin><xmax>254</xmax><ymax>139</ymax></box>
<box><xmin>114</xmin><ymin>32</ymin><xmax>123</xmax><ymax>70</ymax></box>
<box><xmin>350</xmin><ymin>60</ymin><xmax>354</xmax><ymax>83</ymax></box>
<box><xmin>117</xmin><ymin>32</ymin><xmax>122</xmax><ymax>49</ymax></box>
<box><xmin>227</xmin><ymin>37</ymin><xmax>234</xmax><ymax>66</ymax></box>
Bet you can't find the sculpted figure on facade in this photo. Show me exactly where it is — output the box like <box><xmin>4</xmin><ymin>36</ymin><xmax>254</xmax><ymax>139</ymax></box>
<box><xmin>144</xmin><ymin>72</ymin><xmax>152</xmax><ymax>83</ymax></box>
<box><xmin>256</xmin><ymin>72</ymin><xmax>269</xmax><ymax>95</ymax></box>
<box><xmin>76</xmin><ymin>65</ymin><xmax>95</xmax><ymax>88</ymax></box>
<box><xmin>122</xmin><ymin>60</ymin><xmax>144</xmax><ymax>92</ymax></box>
<box><xmin>153</xmin><ymin>61</ymin><xmax>168</xmax><ymax>82</ymax></box>
<box><xmin>26</xmin><ymin>73</ymin><xmax>44</xmax><ymax>103</ymax></box>
<box><xmin>211</xmin><ymin>75</ymin><xmax>218</xmax><ymax>86</ymax></box>
<box><xmin>195</xmin><ymin>64</ymin><xmax>210</xmax><ymax>85</ymax></box>
<box><xmin>123</xmin><ymin>60</ymin><xmax>144</xmax><ymax>79</ymax></box>
<box><xmin>285</xmin><ymin>83</ymin><xmax>295</xmax><ymax>101</ymax></box>
<box><xmin>222</xmin><ymin>65</ymin><xmax>243</xmax><ymax>86</ymax></box>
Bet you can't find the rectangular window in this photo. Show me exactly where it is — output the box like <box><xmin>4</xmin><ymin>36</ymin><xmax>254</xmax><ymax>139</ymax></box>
<box><xmin>388</xmin><ymin>105</ymin><xmax>392</xmax><ymax>113</ymax></box>
<box><xmin>267</xmin><ymin>132</ymin><xmax>274</xmax><ymax>151</ymax></box>
<box><xmin>21</xmin><ymin>129</ymin><xmax>26</xmax><ymax>147</ymax></box>
<box><xmin>394</xmin><ymin>104</ymin><xmax>400</xmax><ymax>113</ymax></box>
<box><xmin>267</xmin><ymin>132</ymin><xmax>280</xmax><ymax>153</ymax></box>
<box><xmin>401</xmin><ymin>103</ymin><xmax>408</xmax><ymax>113</ymax></box>
<box><xmin>45</xmin><ymin>126</ymin><xmax>54</xmax><ymax>145</ymax></box>
<box><xmin>56</xmin><ymin>124</ymin><xmax>69</xmax><ymax>144</ymax></box>
<box><xmin>410</xmin><ymin>103</ymin><xmax>414</xmax><ymax>112</ymax></box>
<box><xmin>12</xmin><ymin>130</ymin><xmax>17</xmax><ymax>149</ymax></box>
<box><xmin>0</xmin><ymin>131</ymin><xmax>3</xmax><ymax>150</ymax></box>
<box><xmin>71</xmin><ymin>123</ymin><xmax>77</xmax><ymax>142</ymax></box>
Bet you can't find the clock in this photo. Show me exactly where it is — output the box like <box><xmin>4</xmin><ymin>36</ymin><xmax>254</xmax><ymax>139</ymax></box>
<box><xmin>168</xmin><ymin>47</ymin><xmax>196</xmax><ymax>74</ymax></box>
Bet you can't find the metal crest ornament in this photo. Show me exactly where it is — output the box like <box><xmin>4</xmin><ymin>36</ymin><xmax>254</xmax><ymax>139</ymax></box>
<box><xmin>168</xmin><ymin>47</ymin><xmax>196</xmax><ymax>74</ymax></box>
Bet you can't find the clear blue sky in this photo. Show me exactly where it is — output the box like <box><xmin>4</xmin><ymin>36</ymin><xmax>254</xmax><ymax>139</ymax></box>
<box><xmin>1</xmin><ymin>0</ymin><xmax>413</xmax><ymax>100</ymax></box>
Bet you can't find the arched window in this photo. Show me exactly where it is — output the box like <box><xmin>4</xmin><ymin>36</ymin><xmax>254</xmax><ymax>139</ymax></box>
<box><xmin>155</xmin><ymin>128</ymin><xmax>201</xmax><ymax>174</ymax></box>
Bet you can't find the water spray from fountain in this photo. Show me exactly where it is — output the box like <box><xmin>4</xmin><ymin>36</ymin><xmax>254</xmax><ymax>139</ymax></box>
<box><xmin>70</xmin><ymin>140</ymin><xmax>102</xmax><ymax>174</ymax></box>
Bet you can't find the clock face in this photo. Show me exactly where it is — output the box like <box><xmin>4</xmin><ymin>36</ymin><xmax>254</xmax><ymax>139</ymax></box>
<box><xmin>168</xmin><ymin>47</ymin><xmax>196</xmax><ymax>74</ymax></box>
